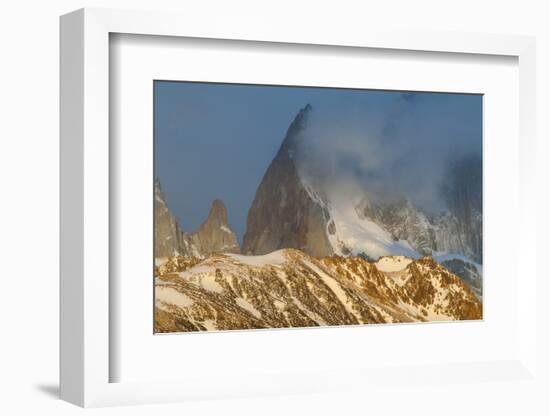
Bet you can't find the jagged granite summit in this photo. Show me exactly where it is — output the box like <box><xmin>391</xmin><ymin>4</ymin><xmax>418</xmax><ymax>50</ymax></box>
<box><xmin>242</xmin><ymin>104</ymin><xmax>333</xmax><ymax>257</ymax></box>
<box><xmin>190</xmin><ymin>199</ymin><xmax>240</xmax><ymax>255</ymax></box>
<box><xmin>154</xmin><ymin>179</ymin><xmax>185</xmax><ymax>257</ymax></box>
<box><xmin>154</xmin><ymin>179</ymin><xmax>240</xmax><ymax>258</ymax></box>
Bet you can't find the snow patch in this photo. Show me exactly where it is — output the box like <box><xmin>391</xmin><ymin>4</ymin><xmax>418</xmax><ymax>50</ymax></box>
<box><xmin>199</xmin><ymin>275</ymin><xmax>224</xmax><ymax>293</ymax></box>
<box><xmin>375</xmin><ymin>256</ymin><xmax>413</xmax><ymax>272</ymax></box>
<box><xmin>177</xmin><ymin>265</ymin><xmax>216</xmax><ymax>278</ymax></box>
<box><xmin>220</xmin><ymin>225</ymin><xmax>232</xmax><ymax>234</ymax></box>
<box><xmin>156</xmin><ymin>287</ymin><xmax>194</xmax><ymax>307</ymax></box>
<box><xmin>155</xmin><ymin>257</ymin><xmax>169</xmax><ymax>267</ymax></box>
<box><xmin>273</xmin><ymin>300</ymin><xmax>286</xmax><ymax>310</ymax></box>
<box><xmin>176</xmin><ymin>264</ymin><xmax>224</xmax><ymax>293</ymax></box>
<box><xmin>304</xmin><ymin>260</ymin><xmax>362</xmax><ymax>321</ymax></box>
<box><xmin>201</xmin><ymin>319</ymin><xmax>217</xmax><ymax>331</ymax></box>
<box><xmin>225</xmin><ymin>250</ymin><xmax>287</xmax><ymax>267</ymax></box>
<box><xmin>235</xmin><ymin>298</ymin><xmax>261</xmax><ymax>318</ymax></box>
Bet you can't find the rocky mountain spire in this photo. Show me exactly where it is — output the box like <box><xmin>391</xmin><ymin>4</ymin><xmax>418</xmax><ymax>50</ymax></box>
<box><xmin>191</xmin><ymin>199</ymin><xmax>240</xmax><ymax>255</ymax></box>
<box><xmin>242</xmin><ymin>104</ymin><xmax>334</xmax><ymax>257</ymax></box>
<box><xmin>275</xmin><ymin>103</ymin><xmax>311</xmax><ymax>159</ymax></box>
<box><xmin>154</xmin><ymin>178</ymin><xmax>185</xmax><ymax>257</ymax></box>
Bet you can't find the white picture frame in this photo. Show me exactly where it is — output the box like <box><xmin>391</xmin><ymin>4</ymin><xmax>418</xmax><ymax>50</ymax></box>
<box><xmin>60</xmin><ymin>7</ymin><xmax>538</xmax><ymax>408</ymax></box>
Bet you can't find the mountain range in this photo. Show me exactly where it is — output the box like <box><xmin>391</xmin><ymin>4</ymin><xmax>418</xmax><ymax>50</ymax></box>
<box><xmin>154</xmin><ymin>104</ymin><xmax>483</xmax><ymax>331</ymax></box>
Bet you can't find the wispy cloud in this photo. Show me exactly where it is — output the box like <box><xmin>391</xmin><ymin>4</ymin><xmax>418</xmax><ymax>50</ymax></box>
<box><xmin>295</xmin><ymin>93</ymin><xmax>482</xmax><ymax>213</ymax></box>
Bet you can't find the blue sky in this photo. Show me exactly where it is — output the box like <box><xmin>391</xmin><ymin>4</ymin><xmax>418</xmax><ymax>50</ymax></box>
<box><xmin>154</xmin><ymin>81</ymin><xmax>482</xmax><ymax>243</ymax></box>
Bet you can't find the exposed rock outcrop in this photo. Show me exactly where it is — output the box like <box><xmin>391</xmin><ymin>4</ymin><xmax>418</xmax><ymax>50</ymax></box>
<box><xmin>154</xmin><ymin>179</ymin><xmax>186</xmax><ymax>257</ymax></box>
<box><xmin>440</xmin><ymin>258</ymin><xmax>482</xmax><ymax>299</ymax></box>
<box><xmin>191</xmin><ymin>199</ymin><xmax>240</xmax><ymax>255</ymax></box>
<box><xmin>361</xmin><ymin>198</ymin><xmax>435</xmax><ymax>256</ymax></box>
<box><xmin>242</xmin><ymin>104</ymin><xmax>333</xmax><ymax>257</ymax></box>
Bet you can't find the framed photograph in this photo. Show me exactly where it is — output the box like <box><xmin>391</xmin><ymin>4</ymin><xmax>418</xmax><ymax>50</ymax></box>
<box><xmin>60</xmin><ymin>8</ymin><xmax>538</xmax><ymax>408</ymax></box>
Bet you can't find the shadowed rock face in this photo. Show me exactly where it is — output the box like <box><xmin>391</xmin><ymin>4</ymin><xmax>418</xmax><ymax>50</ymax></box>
<box><xmin>440</xmin><ymin>155</ymin><xmax>482</xmax><ymax>263</ymax></box>
<box><xmin>242</xmin><ymin>104</ymin><xmax>333</xmax><ymax>257</ymax></box>
<box><xmin>441</xmin><ymin>258</ymin><xmax>482</xmax><ymax>299</ymax></box>
<box><xmin>191</xmin><ymin>199</ymin><xmax>240</xmax><ymax>255</ymax></box>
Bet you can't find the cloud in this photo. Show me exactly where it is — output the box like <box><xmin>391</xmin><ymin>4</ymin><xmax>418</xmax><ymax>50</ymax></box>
<box><xmin>294</xmin><ymin>93</ymin><xmax>482</xmax><ymax>213</ymax></box>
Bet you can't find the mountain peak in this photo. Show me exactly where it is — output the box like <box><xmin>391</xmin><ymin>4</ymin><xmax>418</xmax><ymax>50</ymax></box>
<box><xmin>206</xmin><ymin>199</ymin><xmax>229</xmax><ymax>225</ymax></box>
<box><xmin>192</xmin><ymin>198</ymin><xmax>240</xmax><ymax>254</ymax></box>
<box><xmin>277</xmin><ymin>104</ymin><xmax>313</xmax><ymax>159</ymax></box>
<box><xmin>154</xmin><ymin>178</ymin><xmax>186</xmax><ymax>257</ymax></box>
<box><xmin>243</xmin><ymin>103</ymin><xmax>333</xmax><ymax>257</ymax></box>
<box><xmin>154</xmin><ymin>177</ymin><xmax>164</xmax><ymax>200</ymax></box>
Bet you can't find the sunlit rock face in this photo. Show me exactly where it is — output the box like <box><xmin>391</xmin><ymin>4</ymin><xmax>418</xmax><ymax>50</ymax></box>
<box><xmin>154</xmin><ymin>179</ymin><xmax>186</xmax><ymax>257</ymax></box>
<box><xmin>191</xmin><ymin>199</ymin><xmax>240</xmax><ymax>255</ymax></box>
<box><xmin>154</xmin><ymin>249</ymin><xmax>481</xmax><ymax>333</ymax></box>
<box><xmin>155</xmin><ymin>180</ymin><xmax>240</xmax><ymax>259</ymax></box>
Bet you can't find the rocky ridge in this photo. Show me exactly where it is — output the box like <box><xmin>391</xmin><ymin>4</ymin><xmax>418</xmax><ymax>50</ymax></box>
<box><xmin>154</xmin><ymin>249</ymin><xmax>481</xmax><ymax>333</ymax></box>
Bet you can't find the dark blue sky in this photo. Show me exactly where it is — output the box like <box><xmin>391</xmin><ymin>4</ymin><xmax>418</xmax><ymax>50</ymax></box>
<box><xmin>154</xmin><ymin>81</ymin><xmax>482</xmax><ymax>243</ymax></box>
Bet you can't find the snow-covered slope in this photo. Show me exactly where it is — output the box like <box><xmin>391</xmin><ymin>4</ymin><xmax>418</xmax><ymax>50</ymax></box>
<box><xmin>325</xmin><ymin>195</ymin><xmax>419</xmax><ymax>259</ymax></box>
<box><xmin>154</xmin><ymin>249</ymin><xmax>481</xmax><ymax>333</ymax></box>
<box><xmin>298</xmin><ymin>176</ymin><xmax>483</xmax><ymax>298</ymax></box>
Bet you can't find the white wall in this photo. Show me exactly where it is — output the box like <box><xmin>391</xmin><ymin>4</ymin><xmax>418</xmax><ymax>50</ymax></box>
<box><xmin>0</xmin><ymin>1</ymin><xmax>548</xmax><ymax>415</ymax></box>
